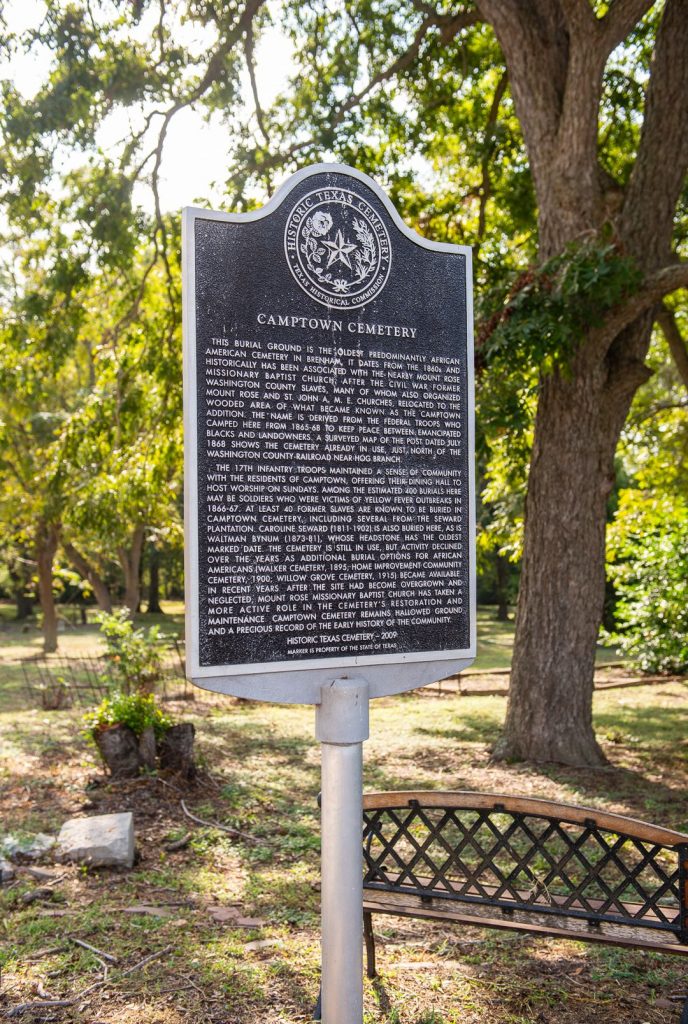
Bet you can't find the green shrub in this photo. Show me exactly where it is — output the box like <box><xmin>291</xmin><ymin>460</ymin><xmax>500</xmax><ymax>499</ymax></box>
<box><xmin>84</xmin><ymin>691</ymin><xmax>171</xmax><ymax>740</ymax></box>
<box><xmin>97</xmin><ymin>608</ymin><xmax>171</xmax><ymax>693</ymax></box>
<box><xmin>606</xmin><ymin>494</ymin><xmax>688</xmax><ymax>674</ymax></box>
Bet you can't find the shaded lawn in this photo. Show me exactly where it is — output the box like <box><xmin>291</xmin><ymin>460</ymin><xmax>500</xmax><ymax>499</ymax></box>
<box><xmin>1</xmin><ymin>661</ymin><xmax>687</xmax><ymax>1023</ymax></box>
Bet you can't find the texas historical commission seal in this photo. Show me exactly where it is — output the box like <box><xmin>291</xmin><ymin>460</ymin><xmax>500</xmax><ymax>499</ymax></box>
<box><xmin>284</xmin><ymin>187</ymin><xmax>392</xmax><ymax>309</ymax></box>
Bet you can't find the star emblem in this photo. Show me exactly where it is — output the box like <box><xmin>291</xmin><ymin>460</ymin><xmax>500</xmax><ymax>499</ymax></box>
<box><xmin>321</xmin><ymin>229</ymin><xmax>357</xmax><ymax>270</ymax></box>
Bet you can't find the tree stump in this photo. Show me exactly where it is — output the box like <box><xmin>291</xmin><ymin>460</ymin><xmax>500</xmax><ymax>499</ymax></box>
<box><xmin>138</xmin><ymin>726</ymin><xmax>157</xmax><ymax>770</ymax></box>
<box><xmin>94</xmin><ymin>724</ymin><xmax>142</xmax><ymax>777</ymax></box>
<box><xmin>159</xmin><ymin>723</ymin><xmax>195</xmax><ymax>779</ymax></box>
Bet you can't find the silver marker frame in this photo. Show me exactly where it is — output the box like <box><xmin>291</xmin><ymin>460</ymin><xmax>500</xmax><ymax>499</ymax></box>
<box><xmin>182</xmin><ymin>163</ymin><xmax>476</xmax><ymax>703</ymax></box>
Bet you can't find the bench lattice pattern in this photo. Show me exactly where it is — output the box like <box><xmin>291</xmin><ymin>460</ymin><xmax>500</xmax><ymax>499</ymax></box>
<box><xmin>363</xmin><ymin>796</ymin><xmax>688</xmax><ymax>940</ymax></box>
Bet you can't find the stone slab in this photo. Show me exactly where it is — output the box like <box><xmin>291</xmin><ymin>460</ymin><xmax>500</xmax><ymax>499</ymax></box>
<box><xmin>56</xmin><ymin>812</ymin><xmax>134</xmax><ymax>869</ymax></box>
<box><xmin>0</xmin><ymin>857</ymin><xmax>15</xmax><ymax>884</ymax></box>
<box><xmin>1</xmin><ymin>832</ymin><xmax>56</xmax><ymax>862</ymax></box>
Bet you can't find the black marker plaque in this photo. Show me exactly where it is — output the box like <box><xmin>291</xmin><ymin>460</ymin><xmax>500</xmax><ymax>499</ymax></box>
<box><xmin>183</xmin><ymin>164</ymin><xmax>475</xmax><ymax>701</ymax></box>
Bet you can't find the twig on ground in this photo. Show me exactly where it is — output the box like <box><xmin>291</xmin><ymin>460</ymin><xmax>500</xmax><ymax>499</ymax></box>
<box><xmin>180</xmin><ymin>799</ymin><xmax>262</xmax><ymax>844</ymax></box>
<box><xmin>101</xmin><ymin>776</ymin><xmax>149</xmax><ymax>788</ymax></box>
<box><xmin>6</xmin><ymin>980</ymin><xmax>105</xmax><ymax>1018</ymax></box>
<box><xmin>70</xmin><ymin>937</ymin><xmax>118</xmax><ymax>963</ymax></box>
<box><xmin>156</xmin><ymin>776</ymin><xmax>186</xmax><ymax>796</ymax></box>
<box><xmin>22</xmin><ymin>946</ymin><xmax>66</xmax><ymax>962</ymax></box>
<box><xmin>198</xmin><ymin>770</ymin><xmax>221</xmax><ymax>791</ymax></box>
<box><xmin>44</xmin><ymin>872</ymin><xmax>69</xmax><ymax>888</ymax></box>
<box><xmin>7</xmin><ymin>998</ymin><xmax>81</xmax><ymax>1015</ymax></box>
<box><xmin>163</xmin><ymin>832</ymin><xmax>193</xmax><ymax>852</ymax></box>
<box><xmin>6</xmin><ymin>945</ymin><xmax>172</xmax><ymax>1017</ymax></box>
<box><xmin>120</xmin><ymin>944</ymin><xmax>174</xmax><ymax>977</ymax></box>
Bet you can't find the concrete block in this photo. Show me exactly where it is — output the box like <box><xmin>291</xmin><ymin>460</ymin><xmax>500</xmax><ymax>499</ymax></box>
<box><xmin>57</xmin><ymin>812</ymin><xmax>135</xmax><ymax>869</ymax></box>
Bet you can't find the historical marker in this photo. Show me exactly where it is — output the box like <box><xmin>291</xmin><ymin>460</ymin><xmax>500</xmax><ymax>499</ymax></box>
<box><xmin>183</xmin><ymin>163</ymin><xmax>476</xmax><ymax>1024</ymax></box>
<box><xmin>183</xmin><ymin>164</ymin><xmax>475</xmax><ymax>703</ymax></box>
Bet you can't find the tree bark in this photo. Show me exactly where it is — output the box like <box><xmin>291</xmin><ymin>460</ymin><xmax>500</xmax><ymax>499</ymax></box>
<box><xmin>35</xmin><ymin>521</ymin><xmax>60</xmax><ymax>654</ymax></box>
<box><xmin>62</xmin><ymin>541</ymin><xmax>113</xmax><ymax>613</ymax></box>
<box><xmin>145</xmin><ymin>543</ymin><xmax>163</xmax><ymax>614</ymax></box>
<box><xmin>159</xmin><ymin>723</ymin><xmax>196</xmax><ymax>779</ymax></box>
<box><xmin>493</xmin><ymin>324</ymin><xmax>652</xmax><ymax>764</ymax></box>
<box><xmin>117</xmin><ymin>526</ymin><xmax>145</xmax><ymax>617</ymax></box>
<box><xmin>95</xmin><ymin>725</ymin><xmax>142</xmax><ymax>778</ymax></box>
<box><xmin>479</xmin><ymin>0</ymin><xmax>688</xmax><ymax>763</ymax></box>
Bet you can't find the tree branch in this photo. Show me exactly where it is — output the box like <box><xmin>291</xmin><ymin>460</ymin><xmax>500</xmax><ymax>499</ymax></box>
<box><xmin>140</xmin><ymin>0</ymin><xmax>267</xmax><ymax>302</ymax></box>
<box><xmin>412</xmin><ymin>0</ymin><xmax>482</xmax><ymax>38</ymax></box>
<box><xmin>631</xmin><ymin>398</ymin><xmax>688</xmax><ymax>424</ymax></box>
<box><xmin>621</xmin><ymin>0</ymin><xmax>688</xmax><ymax>266</ymax></box>
<box><xmin>593</xmin><ymin>263</ymin><xmax>688</xmax><ymax>347</ymax></box>
<box><xmin>478</xmin><ymin>72</ymin><xmax>508</xmax><ymax>241</ymax></box>
<box><xmin>257</xmin><ymin>7</ymin><xmax>480</xmax><ymax>175</ymax></box>
<box><xmin>331</xmin><ymin>9</ymin><xmax>480</xmax><ymax>129</ymax></box>
<box><xmin>244</xmin><ymin>21</ymin><xmax>270</xmax><ymax>146</ymax></box>
<box><xmin>600</xmin><ymin>0</ymin><xmax>655</xmax><ymax>54</ymax></box>
<box><xmin>474</xmin><ymin>0</ymin><xmax>569</xmax><ymax>190</ymax></box>
<box><xmin>657</xmin><ymin>305</ymin><xmax>688</xmax><ymax>391</ymax></box>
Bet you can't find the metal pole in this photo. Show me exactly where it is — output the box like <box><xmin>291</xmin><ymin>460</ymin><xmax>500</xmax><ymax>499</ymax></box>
<box><xmin>315</xmin><ymin>678</ymin><xmax>370</xmax><ymax>1024</ymax></box>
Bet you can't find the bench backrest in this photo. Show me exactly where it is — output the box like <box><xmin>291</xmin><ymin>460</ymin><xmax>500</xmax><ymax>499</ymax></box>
<box><xmin>362</xmin><ymin>792</ymin><xmax>688</xmax><ymax>945</ymax></box>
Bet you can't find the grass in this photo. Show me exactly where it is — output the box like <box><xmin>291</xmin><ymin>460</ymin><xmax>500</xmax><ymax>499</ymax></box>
<box><xmin>0</xmin><ymin>609</ymin><xmax>685</xmax><ymax>1022</ymax></box>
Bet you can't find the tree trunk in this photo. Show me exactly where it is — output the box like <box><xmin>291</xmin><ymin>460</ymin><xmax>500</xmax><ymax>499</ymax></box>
<box><xmin>15</xmin><ymin>590</ymin><xmax>35</xmax><ymax>620</ymax></box>
<box><xmin>495</xmin><ymin>317</ymin><xmax>653</xmax><ymax>764</ymax></box>
<box><xmin>36</xmin><ymin>521</ymin><xmax>59</xmax><ymax>654</ymax></box>
<box><xmin>146</xmin><ymin>543</ymin><xmax>163</xmax><ymax>614</ymax></box>
<box><xmin>117</xmin><ymin>526</ymin><xmax>145</xmax><ymax>617</ymax></box>
<box><xmin>9</xmin><ymin>547</ymin><xmax>36</xmax><ymax>619</ymax></box>
<box><xmin>62</xmin><ymin>541</ymin><xmax>113</xmax><ymax>613</ymax></box>
<box><xmin>479</xmin><ymin>0</ymin><xmax>688</xmax><ymax>764</ymax></box>
<box><xmin>11</xmin><ymin>570</ymin><xmax>35</xmax><ymax>619</ymax></box>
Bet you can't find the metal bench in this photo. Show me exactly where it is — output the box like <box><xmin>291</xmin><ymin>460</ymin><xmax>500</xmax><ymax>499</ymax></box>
<box><xmin>362</xmin><ymin>791</ymin><xmax>688</xmax><ymax>1020</ymax></box>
